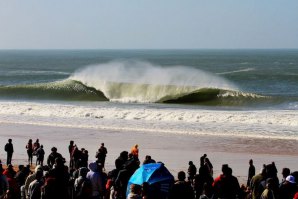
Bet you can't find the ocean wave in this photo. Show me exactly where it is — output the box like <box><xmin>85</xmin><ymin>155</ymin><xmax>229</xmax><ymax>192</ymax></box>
<box><xmin>0</xmin><ymin>79</ymin><xmax>281</xmax><ymax>107</ymax></box>
<box><xmin>0</xmin><ymin>80</ymin><xmax>108</xmax><ymax>101</ymax></box>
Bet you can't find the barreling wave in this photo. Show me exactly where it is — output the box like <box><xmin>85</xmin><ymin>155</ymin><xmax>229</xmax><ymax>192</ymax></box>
<box><xmin>159</xmin><ymin>88</ymin><xmax>273</xmax><ymax>106</ymax></box>
<box><xmin>0</xmin><ymin>79</ymin><xmax>282</xmax><ymax>106</ymax></box>
<box><xmin>0</xmin><ymin>80</ymin><xmax>108</xmax><ymax>101</ymax></box>
<box><xmin>0</xmin><ymin>60</ymin><xmax>284</xmax><ymax>106</ymax></box>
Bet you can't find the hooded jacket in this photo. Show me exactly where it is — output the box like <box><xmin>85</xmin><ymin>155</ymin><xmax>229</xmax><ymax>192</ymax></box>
<box><xmin>86</xmin><ymin>161</ymin><xmax>103</xmax><ymax>197</ymax></box>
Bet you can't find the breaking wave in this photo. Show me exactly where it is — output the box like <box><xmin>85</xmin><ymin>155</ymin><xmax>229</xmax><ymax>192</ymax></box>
<box><xmin>0</xmin><ymin>60</ymin><xmax>282</xmax><ymax>106</ymax></box>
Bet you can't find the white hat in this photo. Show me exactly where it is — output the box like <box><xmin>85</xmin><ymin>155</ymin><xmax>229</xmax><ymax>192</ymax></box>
<box><xmin>286</xmin><ymin>175</ymin><xmax>296</xmax><ymax>184</ymax></box>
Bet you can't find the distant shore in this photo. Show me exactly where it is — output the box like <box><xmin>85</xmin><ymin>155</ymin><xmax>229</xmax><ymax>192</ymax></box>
<box><xmin>1</xmin><ymin>122</ymin><xmax>298</xmax><ymax>184</ymax></box>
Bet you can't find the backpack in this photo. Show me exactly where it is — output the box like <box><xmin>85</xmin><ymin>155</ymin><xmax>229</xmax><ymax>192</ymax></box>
<box><xmin>75</xmin><ymin>178</ymin><xmax>92</xmax><ymax>199</ymax></box>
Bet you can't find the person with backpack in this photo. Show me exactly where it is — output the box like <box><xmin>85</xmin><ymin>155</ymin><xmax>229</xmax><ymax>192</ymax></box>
<box><xmin>74</xmin><ymin>167</ymin><xmax>92</xmax><ymax>199</ymax></box>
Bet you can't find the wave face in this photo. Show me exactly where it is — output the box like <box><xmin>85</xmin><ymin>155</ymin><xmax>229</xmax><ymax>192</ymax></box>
<box><xmin>0</xmin><ymin>80</ymin><xmax>108</xmax><ymax>101</ymax></box>
<box><xmin>70</xmin><ymin>60</ymin><xmax>239</xmax><ymax>103</ymax></box>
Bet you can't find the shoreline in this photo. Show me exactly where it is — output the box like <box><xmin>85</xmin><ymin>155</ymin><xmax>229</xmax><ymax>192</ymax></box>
<box><xmin>1</xmin><ymin>122</ymin><xmax>298</xmax><ymax>185</ymax></box>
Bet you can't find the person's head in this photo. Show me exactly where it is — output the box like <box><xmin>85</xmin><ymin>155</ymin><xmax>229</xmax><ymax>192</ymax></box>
<box><xmin>101</xmin><ymin>143</ymin><xmax>104</xmax><ymax>146</ymax></box>
<box><xmin>282</xmin><ymin>168</ymin><xmax>290</xmax><ymax>178</ymax></box>
<box><xmin>8</xmin><ymin>164</ymin><xmax>13</xmax><ymax>170</ymax></box>
<box><xmin>130</xmin><ymin>184</ymin><xmax>141</xmax><ymax>194</ymax></box>
<box><xmin>36</xmin><ymin>139</ymin><xmax>39</xmax><ymax>143</ymax></box>
<box><xmin>8</xmin><ymin>139</ymin><xmax>12</xmax><ymax>143</ymax></box>
<box><xmin>177</xmin><ymin>171</ymin><xmax>186</xmax><ymax>181</ymax></box>
<box><xmin>51</xmin><ymin>147</ymin><xmax>57</xmax><ymax>153</ymax></box>
<box><xmin>18</xmin><ymin>165</ymin><xmax>24</xmax><ymax>171</ymax></box>
<box><xmin>285</xmin><ymin>175</ymin><xmax>296</xmax><ymax>184</ymax></box>
<box><xmin>78</xmin><ymin>167</ymin><xmax>89</xmax><ymax>178</ymax></box>
<box><xmin>266</xmin><ymin>178</ymin><xmax>274</xmax><ymax>189</ymax></box>
<box><xmin>40</xmin><ymin>145</ymin><xmax>43</xmax><ymax>149</ymax></box>
<box><xmin>134</xmin><ymin>144</ymin><xmax>138</xmax><ymax>148</ymax></box>
<box><xmin>222</xmin><ymin>164</ymin><xmax>229</xmax><ymax>174</ymax></box>
<box><xmin>35</xmin><ymin>170</ymin><xmax>43</xmax><ymax>180</ymax></box>
<box><xmin>70</xmin><ymin>140</ymin><xmax>74</xmax><ymax>145</ymax></box>
<box><xmin>35</xmin><ymin>165</ymin><xmax>43</xmax><ymax>173</ymax></box>
<box><xmin>204</xmin><ymin>158</ymin><xmax>210</xmax><ymax>163</ymax></box>
<box><xmin>55</xmin><ymin>157</ymin><xmax>64</xmax><ymax>167</ymax></box>
<box><xmin>249</xmin><ymin>159</ymin><xmax>253</xmax><ymax>165</ymax></box>
<box><xmin>189</xmin><ymin>161</ymin><xmax>193</xmax><ymax>165</ymax></box>
<box><xmin>203</xmin><ymin>154</ymin><xmax>207</xmax><ymax>158</ymax></box>
<box><xmin>142</xmin><ymin>182</ymin><xmax>150</xmax><ymax>194</ymax></box>
<box><xmin>29</xmin><ymin>139</ymin><xmax>32</xmax><ymax>143</ymax></box>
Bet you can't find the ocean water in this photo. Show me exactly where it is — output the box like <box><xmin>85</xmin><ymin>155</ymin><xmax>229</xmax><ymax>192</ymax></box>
<box><xmin>0</xmin><ymin>49</ymin><xmax>298</xmax><ymax>139</ymax></box>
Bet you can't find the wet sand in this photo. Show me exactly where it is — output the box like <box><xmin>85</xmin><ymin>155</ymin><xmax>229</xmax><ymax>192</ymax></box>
<box><xmin>0</xmin><ymin>122</ymin><xmax>298</xmax><ymax>184</ymax></box>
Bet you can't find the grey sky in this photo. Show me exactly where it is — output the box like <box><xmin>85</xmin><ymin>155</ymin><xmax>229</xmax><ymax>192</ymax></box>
<box><xmin>0</xmin><ymin>0</ymin><xmax>297</xmax><ymax>49</ymax></box>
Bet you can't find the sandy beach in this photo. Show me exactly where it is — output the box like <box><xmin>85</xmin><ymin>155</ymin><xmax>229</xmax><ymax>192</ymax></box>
<box><xmin>1</xmin><ymin>122</ymin><xmax>298</xmax><ymax>185</ymax></box>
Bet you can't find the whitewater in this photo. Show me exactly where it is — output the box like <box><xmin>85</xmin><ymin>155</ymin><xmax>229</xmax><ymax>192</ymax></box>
<box><xmin>0</xmin><ymin>101</ymin><xmax>297</xmax><ymax>140</ymax></box>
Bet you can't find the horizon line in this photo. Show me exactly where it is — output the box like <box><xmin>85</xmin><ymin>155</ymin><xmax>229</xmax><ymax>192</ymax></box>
<box><xmin>0</xmin><ymin>48</ymin><xmax>298</xmax><ymax>51</ymax></box>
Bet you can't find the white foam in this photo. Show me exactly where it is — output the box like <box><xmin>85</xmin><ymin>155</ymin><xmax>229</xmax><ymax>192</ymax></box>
<box><xmin>0</xmin><ymin>101</ymin><xmax>297</xmax><ymax>140</ymax></box>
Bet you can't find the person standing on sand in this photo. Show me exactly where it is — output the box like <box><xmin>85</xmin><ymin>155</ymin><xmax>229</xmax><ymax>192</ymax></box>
<box><xmin>96</xmin><ymin>143</ymin><xmax>108</xmax><ymax>170</ymax></box>
<box><xmin>247</xmin><ymin>159</ymin><xmax>256</xmax><ymax>187</ymax></box>
<box><xmin>187</xmin><ymin>161</ymin><xmax>197</xmax><ymax>184</ymax></box>
<box><xmin>26</xmin><ymin>139</ymin><xmax>33</xmax><ymax>165</ymax></box>
<box><xmin>200</xmin><ymin>154</ymin><xmax>207</xmax><ymax>168</ymax></box>
<box><xmin>4</xmin><ymin>138</ymin><xmax>14</xmax><ymax>165</ymax></box>
<box><xmin>36</xmin><ymin>145</ymin><xmax>45</xmax><ymax>166</ymax></box>
<box><xmin>131</xmin><ymin>144</ymin><xmax>139</xmax><ymax>159</ymax></box>
<box><xmin>69</xmin><ymin>140</ymin><xmax>75</xmax><ymax>169</ymax></box>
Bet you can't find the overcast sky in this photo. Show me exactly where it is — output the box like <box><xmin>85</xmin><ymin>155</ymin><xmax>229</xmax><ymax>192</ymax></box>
<box><xmin>0</xmin><ymin>0</ymin><xmax>297</xmax><ymax>49</ymax></box>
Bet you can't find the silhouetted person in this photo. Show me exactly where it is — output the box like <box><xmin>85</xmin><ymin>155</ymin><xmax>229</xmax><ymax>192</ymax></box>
<box><xmin>281</xmin><ymin>167</ymin><xmax>290</xmax><ymax>183</ymax></box>
<box><xmin>69</xmin><ymin>140</ymin><xmax>75</xmax><ymax>169</ymax></box>
<box><xmin>169</xmin><ymin>171</ymin><xmax>194</xmax><ymax>199</ymax></box>
<box><xmin>279</xmin><ymin>175</ymin><xmax>296</xmax><ymax>199</ymax></box>
<box><xmin>47</xmin><ymin>147</ymin><xmax>63</xmax><ymax>168</ymax></box>
<box><xmin>4</xmin><ymin>139</ymin><xmax>13</xmax><ymax>165</ymax></box>
<box><xmin>143</xmin><ymin>155</ymin><xmax>156</xmax><ymax>165</ymax></box>
<box><xmin>200</xmin><ymin>154</ymin><xmax>207</xmax><ymax>168</ymax></box>
<box><xmin>213</xmin><ymin>164</ymin><xmax>240</xmax><ymax>199</ymax></box>
<box><xmin>26</xmin><ymin>139</ymin><xmax>33</xmax><ymax>165</ymax></box>
<box><xmin>36</xmin><ymin>145</ymin><xmax>45</xmax><ymax>166</ymax></box>
<box><xmin>247</xmin><ymin>159</ymin><xmax>256</xmax><ymax>187</ymax></box>
<box><xmin>96</xmin><ymin>143</ymin><xmax>108</xmax><ymax>170</ymax></box>
<box><xmin>187</xmin><ymin>161</ymin><xmax>197</xmax><ymax>183</ymax></box>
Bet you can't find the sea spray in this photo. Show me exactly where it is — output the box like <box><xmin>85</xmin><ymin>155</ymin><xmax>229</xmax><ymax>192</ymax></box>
<box><xmin>70</xmin><ymin>60</ymin><xmax>238</xmax><ymax>103</ymax></box>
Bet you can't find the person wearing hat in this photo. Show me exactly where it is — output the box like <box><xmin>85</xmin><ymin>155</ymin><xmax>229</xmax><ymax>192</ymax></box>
<box><xmin>279</xmin><ymin>175</ymin><xmax>296</xmax><ymax>199</ymax></box>
<box><xmin>47</xmin><ymin>147</ymin><xmax>63</xmax><ymax>168</ymax></box>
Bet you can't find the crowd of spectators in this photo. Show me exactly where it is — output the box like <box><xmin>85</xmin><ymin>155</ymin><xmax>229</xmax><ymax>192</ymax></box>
<box><xmin>1</xmin><ymin>138</ymin><xmax>298</xmax><ymax>199</ymax></box>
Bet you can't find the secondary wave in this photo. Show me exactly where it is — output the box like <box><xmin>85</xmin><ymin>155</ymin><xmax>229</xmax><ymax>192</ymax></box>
<box><xmin>0</xmin><ymin>80</ymin><xmax>108</xmax><ymax>101</ymax></box>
